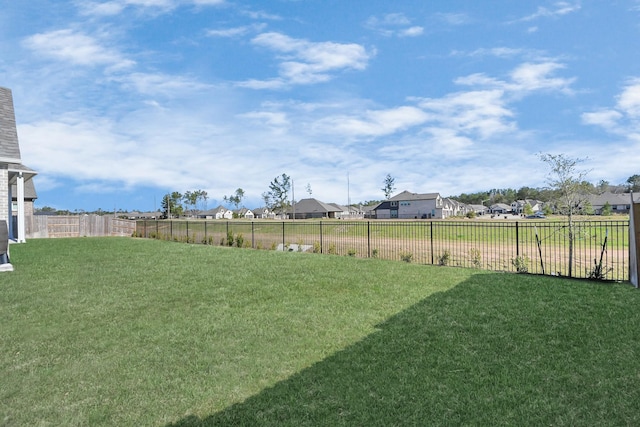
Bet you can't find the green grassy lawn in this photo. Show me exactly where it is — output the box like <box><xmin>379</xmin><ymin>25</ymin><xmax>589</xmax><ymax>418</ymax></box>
<box><xmin>2</xmin><ymin>238</ymin><xmax>640</xmax><ymax>426</ymax></box>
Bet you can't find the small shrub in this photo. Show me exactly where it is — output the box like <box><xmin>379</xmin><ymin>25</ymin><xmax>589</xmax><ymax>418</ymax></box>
<box><xmin>347</xmin><ymin>248</ymin><xmax>356</xmax><ymax>257</ymax></box>
<box><xmin>226</xmin><ymin>230</ymin><xmax>234</xmax><ymax>247</ymax></box>
<box><xmin>400</xmin><ymin>251</ymin><xmax>413</xmax><ymax>263</ymax></box>
<box><xmin>328</xmin><ymin>243</ymin><xmax>337</xmax><ymax>255</ymax></box>
<box><xmin>313</xmin><ymin>241</ymin><xmax>321</xmax><ymax>253</ymax></box>
<box><xmin>270</xmin><ymin>242</ymin><xmax>277</xmax><ymax>251</ymax></box>
<box><xmin>469</xmin><ymin>248</ymin><xmax>482</xmax><ymax>268</ymax></box>
<box><xmin>511</xmin><ymin>255</ymin><xmax>530</xmax><ymax>273</ymax></box>
<box><xmin>587</xmin><ymin>258</ymin><xmax>613</xmax><ymax>280</ymax></box>
<box><xmin>438</xmin><ymin>250</ymin><xmax>451</xmax><ymax>266</ymax></box>
<box><xmin>235</xmin><ymin>233</ymin><xmax>244</xmax><ymax>248</ymax></box>
<box><xmin>372</xmin><ymin>248</ymin><xmax>379</xmax><ymax>258</ymax></box>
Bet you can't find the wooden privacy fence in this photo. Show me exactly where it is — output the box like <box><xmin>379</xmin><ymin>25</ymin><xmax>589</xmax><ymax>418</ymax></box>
<box><xmin>136</xmin><ymin>219</ymin><xmax>632</xmax><ymax>282</ymax></box>
<box><xmin>27</xmin><ymin>215</ymin><xmax>136</xmax><ymax>238</ymax></box>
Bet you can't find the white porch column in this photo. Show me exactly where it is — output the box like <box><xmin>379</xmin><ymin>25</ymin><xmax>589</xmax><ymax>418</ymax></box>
<box><xmin>16</xmin><ymin>172</ymin><xmax>25</xmax><ymax>243</ymax></box>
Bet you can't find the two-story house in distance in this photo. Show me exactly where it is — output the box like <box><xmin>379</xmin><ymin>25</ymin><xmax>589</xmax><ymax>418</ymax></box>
<box><xmin>374</xmin><ymin>191</ymin><xmax>448</xmax><ymax>219</ymax></box>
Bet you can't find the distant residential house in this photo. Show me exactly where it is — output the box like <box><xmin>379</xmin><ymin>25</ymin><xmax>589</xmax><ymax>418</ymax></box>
<box><xmin>290</xmin><ymin>198</ymin><xmax>342</xmax><ymax>219</ymax></box>
<box><xmin>511</xmin><ymin>199</ymin><xmax>544</xmax><ymax>214</ymax></box>
<box><xmin>587</xmin><ymin>192</ymin><xmax>638</xmax><ymax>215</ymax></box>
<box><xmin>328</xmin><ymin>203</ymin><xmax>364</xmax><ymax>219</ymax></box>
<box><xmin>235</xmin><ymin>207</ymin><xmax>254</xmax><ymax>219</ymax></box>
<box><xmin>375</xmin><ymin>191</ymin><xmax>449</xmax><ymax>219</ymax></box>
<box><xmin>468</xmin><ymin>204</ymin><xmax>490</xmax><ymax>215</ymax></box>
<box><xmin>127</xmin><ymin>211</ymin><xmax>161</xmax><ymax>220</ymax></box>
<box><xmin>252</xmin><ymin>207</ymin><xmax>273</xmax><ymax>219</ymax></box>
<box><xmin>443</xmin><ymin>198</ymin><xmax>468</xmax><ymax>217</ymax></box>
<box><xmin>199</xmin><ymin>206</ymin><xmax>233</xmax><ymax>219</ymax></box>
<box><xmin>329</xmin><ymin>203</ymin><xmax>350</xmax><ymax>219</ymax></box>
<box><xmin>490</xmin><ymin>203</ymin><xmax>512</xmax><ymax>214</ymax></box>
<box><xmin>1</xmin><ymin>87</ymin><xmax>37</xmax><ymax>243</ymax></box>
<box><xmin>363</xmin><ymin>203</ymin><xmax>380</xmax><ymax>219</ymax></box>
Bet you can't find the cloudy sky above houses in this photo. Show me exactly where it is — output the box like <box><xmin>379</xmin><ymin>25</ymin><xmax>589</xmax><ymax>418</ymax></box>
<box><xmin>1</xmin><ymin>0</ymin><xmax>639</xmax><ymax>211</ymax></box>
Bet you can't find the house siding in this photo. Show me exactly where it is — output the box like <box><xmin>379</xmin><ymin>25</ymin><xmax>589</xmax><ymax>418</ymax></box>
<box><xmin>398</xmin><ymin>199</ymin><xmax>440</xmax><ymax>219</ymax></box>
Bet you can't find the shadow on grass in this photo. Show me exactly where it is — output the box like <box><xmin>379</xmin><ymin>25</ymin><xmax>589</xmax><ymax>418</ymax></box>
<box><xmin>167</xmin><ymin>273</ymin><xmax>639</xmax><ymax>426</ymax></box>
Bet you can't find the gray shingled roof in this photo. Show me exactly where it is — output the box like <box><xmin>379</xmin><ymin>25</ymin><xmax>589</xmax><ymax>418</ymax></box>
<box><xmin>389</xmin><ymin>190</ymin><xmax>440</xmax><ymax>201</ymax></box>
<box><xmin>292</xmin><ymin>198</ymin><xmax>341</xmax><ymax>213</ymax></box>
<box><xmin>11</xmin><ymin>179</ymin><xmax>37</xmax><ymax>200</ymax></box>
<box><xmin>0</xmin><ymin>87</ymin><xmax>22</xmax><ymax>162</ymax></box>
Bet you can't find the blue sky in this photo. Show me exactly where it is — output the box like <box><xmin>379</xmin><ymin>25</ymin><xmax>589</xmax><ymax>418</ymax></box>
<box><xmin>1</xmin><ymin>0</ymin><xmax>639</xmax><ymax>212</ymax></box>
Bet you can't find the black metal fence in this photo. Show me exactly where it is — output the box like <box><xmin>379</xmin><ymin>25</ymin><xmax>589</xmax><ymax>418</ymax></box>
<box><xmin>136</xmin><ymin>219</ymin><xmax>631</xmax><ymax>282</ymax></box>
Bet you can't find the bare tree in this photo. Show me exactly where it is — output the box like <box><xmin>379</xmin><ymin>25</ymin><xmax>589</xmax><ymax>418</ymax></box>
<box><xmin>539</xmin><ymin>153</ymin><xmax>593</xmax><ymax>277</ymax></box>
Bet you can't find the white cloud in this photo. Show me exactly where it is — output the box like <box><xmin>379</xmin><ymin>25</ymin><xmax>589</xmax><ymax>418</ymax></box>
<box><xmin>417</xmin><ymin>89</ymin><xmax>515</xmax><ymax>140</ymax></box>
<box><xmin>113</xmin><ymin>72</ymin><xmax>212</xmax><ymax>96</ymax></box>
<box><xmin>508</xmin><ymin>62</ymin><xmax>575</xmax><ymax>94</ymax></box>
<box><xmin>517</xmin><ymin>1</ymin><xmax>581</xmax><ymax>22</ymax></box>
<box><xmin>309</xmin><ymin>61</ymin><xmax>572</xmax><ymax>143</ymax></box>
<box><xmin>582</xmin><ymin>78</ymin><xmax>640</xmax><ymax>135</ymax></box>
<box><xmin>316</xmin><ymin>106</ymin><xmax>430</xmax><ymax>138</ymax></box>
<box><xmin>615</xmin><ymin>78</ymin><xmax>640</xmax><ymax>118</ymax></box>
<box><xmin>241</xmin><ymin>32</ymin><xmax>373</xmax><ymax>88</ymax></box>
<box><xmin>452</xmin><ymin>47</ymin><xmax>525</xmax><ymax>58</ymax></box>
<box><xmin>240</xmin><ymin>9</ymin><xmax>282</xmax><ymax>20</ymax></box>
<box><xmin>400</xmin><ymin>26</ymin><xmax>424</xmax><ymax>37</ymax></box>
<box><xmin>365</xmin><ymin>13</ymin><xmax>424</xmax><ymax>37</ymax></box>
<box><xmin>436</xmin><ymin>12</ymin><xmax>471</xmax><ymax>25</ymax></box>
<box><xmin>77</xmin><ymin>1</ymin><xmax>126</xmax><ymax>16</ymax></box>
<box><xmin>206</xmin><ymin>23</ymin><xmax>267</xmax><ymax>38</ymax></box>
<box><xmin>77</xmin><ymin>0</ymin><xmax>224</xmax><ymax>16</ymax></box>
<box><xmin>23</xmin><ymin>29</ymin><xmax>134</xmax><ymax>70</ymax></box>
<box><xmin>240</xmin><ymin>111</ymin><xmax>290</xmax><ymax>132</ymax></box>
<box><xmin>581</xmin><ymin>110</ymin><xmax>622</xmax><ymax>130</ymax></box>
<box><xmin>455</xmin><ymin>61</ymin><xmax>575</xmax><ymax>96</ymax></box>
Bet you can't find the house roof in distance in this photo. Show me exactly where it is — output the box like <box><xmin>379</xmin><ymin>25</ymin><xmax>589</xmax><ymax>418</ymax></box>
<box><xmin>293</xmin><ymin>198</ymin><xmax>341</xmax><ymax>213</ymax></box>
<box><xmin>389</xmin><ymin>191</ymin><xmax>440</xmax><ymax>201</ymax></box>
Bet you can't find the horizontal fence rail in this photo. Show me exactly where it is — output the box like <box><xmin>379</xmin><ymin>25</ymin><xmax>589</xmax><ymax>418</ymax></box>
<box><xmin>136</xmin><ymin>219</ymin><xmax>631</xmax><ymax>282</ymax></box>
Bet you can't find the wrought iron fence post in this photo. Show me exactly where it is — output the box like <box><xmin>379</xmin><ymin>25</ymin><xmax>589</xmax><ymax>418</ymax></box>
<box><xmin>204</xmin><ymin>221</ymin><xmax>208</xmax><ymax>244</ymax></box>
<box><xmin>251</xmin><ymin>221</ymin><xmax>255</xmax><ymax>249</ymax></box>
<box><xmin>367</xmin><ymin>221</ymin><xmax>371</xmax><ymax>258</ymax></box>
<box><xmin>516</xmin><ymin>221</ymin><xmax>520</xmax><ymax>257</ymax></box>
<box><xmin>430</xmin><ymin>221</ymin><xmax>434</xmax><ymax>265</ymax></box>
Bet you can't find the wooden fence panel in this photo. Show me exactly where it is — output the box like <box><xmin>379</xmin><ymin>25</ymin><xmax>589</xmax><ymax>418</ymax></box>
<box><xmin>27</xmin><ymin>215</ymin><xmax>135</xmax><ymax>238</ymax></box>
